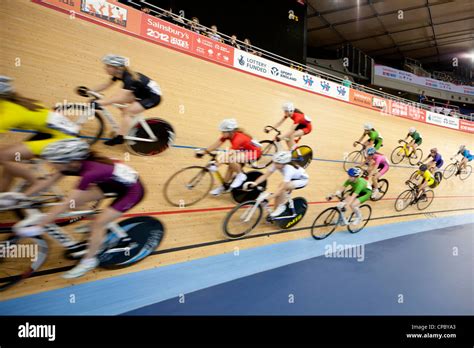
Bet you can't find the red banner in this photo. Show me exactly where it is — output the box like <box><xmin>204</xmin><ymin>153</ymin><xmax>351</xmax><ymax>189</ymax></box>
<box><xmin>389</xmin><ymin>101</ymin><xmax>426</xmax><ymax>122</ymax></box>
<box><xmin>459</xmin><ymin>119</ymin><xmax>474</xmax><ymax>133</ymax></box>
<box><xmin>192</xmin><ymin>35</ymin><xmax>234</xmax><ymax>65</ymax></box>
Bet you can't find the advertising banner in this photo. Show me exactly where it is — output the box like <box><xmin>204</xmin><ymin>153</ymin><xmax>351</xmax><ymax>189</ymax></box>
<box><xmin>141</xmin><ymin>14</ymin><xmax>192</xmax><ymax>52</ymax></box>
<box><xmin>426</xmin><ymin>111</ymin><xmax>459</xmax><ymax>130</ymax></box>
<box><xmin>374</xmin><ymin>65</ymin><xmax>474</xmax><ymax>96</ymax></box>
<box><xmin>459</xmin><ymin>119</ymin><xmax>474</xmax><ymax>133</ymax></box>
<box><xmin>389</xmin><ymin>101</ymin><xmax>426</xmax><ymax>122</ymax></box>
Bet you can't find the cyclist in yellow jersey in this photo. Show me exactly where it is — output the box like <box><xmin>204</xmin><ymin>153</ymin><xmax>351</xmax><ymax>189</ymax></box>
<box><xmin>411</xmin><ymin>163</ymin><xmax>438</xmax><ymax>200</ymax></box>
<box><xmin>0</xmin><ymin>76</ymin><xmax>77</xmax><ymax>194</ymax></box>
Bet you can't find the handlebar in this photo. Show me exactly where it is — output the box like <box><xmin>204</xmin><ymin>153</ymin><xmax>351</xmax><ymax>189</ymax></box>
<box><xmin>398</xmin><ymin>139</ymin><xmax>409</xmax><ymax>145</ymax></box>
<box><xmin>75</xmin><ymin>86</ymin><xmax>127</xmax><ymax>109</ymax></box>
<box><xmin>264</xmin><ymin>125</ymin><xmax>281</xmax><ymax>136</ymax></box>
<box><xmin>353</xmin><ymin>141</ymin><xmax>365</xmax><ymax>148</ymax></box>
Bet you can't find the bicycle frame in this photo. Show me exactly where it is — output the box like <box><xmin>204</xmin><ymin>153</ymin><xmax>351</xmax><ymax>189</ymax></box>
<box><xmin>84</xmin><ymin>90</ymin><xmax>158</xmax><ymax>143</ymax></box>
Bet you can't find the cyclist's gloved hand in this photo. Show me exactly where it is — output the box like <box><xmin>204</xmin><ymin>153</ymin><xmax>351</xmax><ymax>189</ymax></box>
<box><xmin>76</xmin><ymin>86</ymin><xmax>89</xmax><ymax>97</ymax></box>
<box><xmin>352</xmin><ymin>142</ymin><xmax>357</xmax><ymax>147</ymax></box>
<box><xmin>0</xmin><ymin>192</ymin><xmax>26</xmax><ymax>207</ymax></box>
<box><xmin>264</xmin><ymin>128</ymin><xmax>270</xmax><ymax>134</ymax></box>
<box><xmin>195</xmin><ymin>149</ymin><xmax>205</xmax><ymax>158</ymax></box>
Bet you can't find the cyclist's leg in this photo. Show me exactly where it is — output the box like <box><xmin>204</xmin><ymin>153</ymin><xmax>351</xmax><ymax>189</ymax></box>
<box><xmin>374</xmin><ymin>138</ymin><xmax>383</xmax><ymax>151</ymax></box>
<box><xmin>228</xmin><ymin>161</ymin><xmax>247</xmax><ymax>188</ymax></box>
<box><xmin>0</xmin><ymin>143</ymin><xmax>37</xmax><ymax>191</ymax></box>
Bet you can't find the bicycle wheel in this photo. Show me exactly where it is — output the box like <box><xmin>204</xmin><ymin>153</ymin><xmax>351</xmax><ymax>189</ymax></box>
<box><xmin>99</xmin><ymin>216</ymin><xmax>164</xmax><ymax>267</ymax></box>
<box><xmin>127</xmin><ymin>118</ymin><xmax>175</xmax><ymax>156</ymax></box>
<box><xmin>417</xmin><ymin>190</ymin><xmax>434</xmax><ymax>210</ymax></box>
<box><xmin>60</xmin><ymin>108</ymin><xmax>104</xmax><ymax>145</ymax></box>
<box><xmin>434</xmin><ymin>171</ymin><xmax>443</xmax><ymax>183</ymax></box>
<box><xmin>292</xmin><ymin>145</ymin><xmax>313</xmax><ymax>169</ymax></box>
<box><xmin>311</xmin><ymin>207</ymin><xmax>340</xmax><ymax>240</ymax></box>
<box><xmin>390</xmin><ymin>146</ymin><xmax>405</xmax><ymax>164</ymax></box>
<box><xmin>409</xmin><ymin>148</ymin><xmax>423</xmax><ymax>165</ymax></box>
<box><xmin>223</xmin><ymin>201</ymin><xmax>262</xmax><ymax>239</ymax></box>
<box><xmin>273</xmin><ymin>197</ymin><xmax>308</xmax><ymax>229</ymax></box>
<box><xmin>250</xmin><ymin>140</ymin><xmax>278</xmax><ymax>169</ymax></box>
<box><xmin>231</xmin><ymin>171</ymin><xmax>267</xmax><ymax>203</ymax></box>
<box><xmin>395</xmin><ymin>189</ymin><xmax>415</xmax><ymax>211</ymax></box>
<box><xmin>0</xmin><ymin>236</ymin><xmax>48</xmax><ymax>291</ymax></box>
<box><xmin>163</xmin><ymin>166</ymin><xmax>213</xmax><ymax>207</ymax></box>
<box><xmin>372</xmin><ymin>179</ymin><xmax>389</xmax><ymax>201</ymax></box>
<box><xmin>459</xmin><ymin>165</ymin><xmax>472</xmax><ymax>181</ymax></box>
<box><xmin>343</xmin><ymin>151</ymin><xmax>363</xmax><ymax>171</ymax></box>
<box><xmin>443</xmin><ymin>163</ymin><xmax>457</xmax><ymax>179</ymax></box>
<box><xmin>348</xmin><ymin>204</ymin><xmax>372</xmax><ymax>233</ymax></box>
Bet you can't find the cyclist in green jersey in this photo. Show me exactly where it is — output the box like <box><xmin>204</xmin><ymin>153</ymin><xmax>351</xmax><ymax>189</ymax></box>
<box><xmin>354</xmin><ymin>123</ymin><xmax>383</xmax><ymax>152</ymax></box>
<box><xmin>404</xmin><ymin>127</ymin><xmax>422</xmax><ymax>157</ymax></box>
<box><xmin>327</xmin><ymin>167</ymin><xmax>372</xmax><ymax>225</ymax></box>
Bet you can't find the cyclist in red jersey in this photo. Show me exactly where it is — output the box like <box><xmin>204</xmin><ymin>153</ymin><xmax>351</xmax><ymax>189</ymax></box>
<box><xmin>196</xmin><ymin>119</ymin><xmax>262</xmax><ymax>196</ymax></box>
<box><xmin>13</xmin><ymin>138</ymin><xmax>145</xmax><ymax>279</ymax></box>
<box><xmin>268</xmin><ymin>102</ymin><xmax>312</xmax><ymax>150</ymax></box>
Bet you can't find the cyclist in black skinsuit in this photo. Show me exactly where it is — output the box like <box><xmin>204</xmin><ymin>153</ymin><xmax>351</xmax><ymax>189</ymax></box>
<box><xmin>90</xmin><ymin>54</ymin><xmax>162</xmax><ymax>146</ymax></box>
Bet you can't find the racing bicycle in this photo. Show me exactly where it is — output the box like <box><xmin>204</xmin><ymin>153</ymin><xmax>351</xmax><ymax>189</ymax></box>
<box><xmin>394</xmin><ymin>180</ymin><xmax>435</xmax><ymax>212</ymax></box>
<box><xmin>390</xmin><ymin>140</ymin><xmax>423</xmax><ymax>166</ymax></box>
<box><xmin>443</xmin><ymin>158</ymin><xmax>472</xmax><ymax>180</ymax></box>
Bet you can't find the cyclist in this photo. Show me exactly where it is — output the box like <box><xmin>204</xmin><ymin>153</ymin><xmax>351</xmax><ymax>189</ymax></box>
<box><xmin>0</xmin><ymin>76</ymin><xmax>78</xmax><ymax>194</ymax></box>
<box><xmin>355</xmin><ymin>123</ymin><xmax>383</xmax><ymax>153</ymax></box>
<box><xmin>268</xmin><ymin>102</ymin><xmax>312</xmax><ymax>150</ymax></box>
<box><xmin>246</xmin><ymin>151</ymin><xmax>309</xmax><ymax>217</ymax></box>
<box><xmin>327</xmin><ymin>167</ymin><xmax>372</xmax><ymax>226</ymax></box>
<box><xmin>365</xmin><ymin>147</ymin><xmax>389</xmax><ymax>199</ymax></box>
<box><xmin>13</xmin><ymin>138</ymin><xmax>145</xmax><ymax>278</ymax></box>
<box><xmin>410</xmin><ymin>163</ymin><xmax>439</xmax><ymax>200</ymax></box>
<box><xmin>89</xmin><ymin>54</ymin><xmax>162</xmax><ymax>146</ymax></box>
<box><xmin>421</xmin><ymin>148</ymin><xmax>443</xmax><ymax>173</ymax></box>
<box><xmin>452</xmin><ymin>145</ymin><xmax>473</xmax><ymax>175</ymax></box>
<box><xmin>195</xmin><ymin>119</ymin><xmax>262</xmax><ymax>196</ymax></box>
<box><xmin>402</xmin><ymin>127</ymin><xmax>422</xmax><ymax>157</ymax></box>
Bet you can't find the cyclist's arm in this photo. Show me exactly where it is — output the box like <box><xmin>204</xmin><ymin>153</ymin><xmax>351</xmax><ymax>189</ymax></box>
<box><xmin>205</xmin><ymin>139</ymin><xmax>224</xmax><ymax>153</ymax></box>
<box><xmin>272</xmin><ymin>117</ymin><xmax>286</xmax><ymax>130</ymax></box>
<box><xmin>254</xmin><ymin>170</ymin><xmax>272</xmax><ymax>185</ymax></box>
<box><xmin>90</xmin><ymin>79</ymin><xmax>115</xmax><ymax>93</ymax></box>
<box><xmin>98</xmin><ymin>89</ymin><xmax>133</xmax><ymax>107</ymax></box>
<box><xmin>37</xmin><ymin>189</ymin><xmax>86</xmax><ymax>227</ymax></box>
<box><xmin>23</xmin><ymin>172</ymin><xmax>63</xmax><ymax>197</ymax></box>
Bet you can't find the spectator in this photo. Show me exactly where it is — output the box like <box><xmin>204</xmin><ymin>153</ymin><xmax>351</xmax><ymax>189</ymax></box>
<box><xmin>230</xmin><ymin>35</ymin><xmax>241</xmax><ymax>49</ymax></box>
<box><xmin>418</xmin><ymin>91</ymin><xmax>426</xmax><ymax>104</ymax></box>
<box><xmin>342</xmin><ymin>75</ymin><xmax>352</xmax><ymax>88</ymax></box>
<box><xmin>141</xmin><ymin>7</ymin><xmax>151</xmax><ymax>14</ymax></box>
<box><xmin>189</xmin><ymin>17</ymin><xmax>202</xmax><ymax>35</ymax></box>
<box><xmin>243</xmin><ymin>38</ymin><xmax>260</xmax><ymax>55</ymax></box>
<box><xmin>207</xmin><ymin>25</ymin><xmax>223</xmax><ymax>42</ymax></box>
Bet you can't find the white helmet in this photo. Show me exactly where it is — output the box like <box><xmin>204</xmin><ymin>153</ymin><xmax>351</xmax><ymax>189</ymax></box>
<box><xmin>282</xmin><ymin>102</ymin><xmax>295</xmax><ymax>113</ymax></box>
<box><xmin>41</xmin><ymin>138</ymin><xmax>90</xmax><ymax>163</ymax></box>
<box><xmin>272</xmin><ymin>151</ymin><xmax>292</xmax><ymax>164</ymax></box>
<box><xmin>0</xmin><ymin>76</ymin><xmax>14</xmax><ymax>95</ymax></box>
<box><xmin>102</xmin><ymin>54</ymin><xmax>128</xmax><ymax>67</ymax></box>
<box><xmin>409</xmin><ymin>127</ymin><xmax>416</xmax><ymax>134</ymax></box>
<box><xmin>363</xmin><ymin>123</ymin><xmax>373</xmax><ymax>130</ymax></box>
<box><xmin>219</xmin><ymin>118</ymin><xmax>238</xmax><ymax>132</ymax></box>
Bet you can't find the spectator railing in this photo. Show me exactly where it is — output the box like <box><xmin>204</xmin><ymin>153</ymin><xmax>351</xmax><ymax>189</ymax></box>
<box><xmin>134</xmin><ymin>1</ymin><xmax>470</xmax><ymax>121</ymax></box>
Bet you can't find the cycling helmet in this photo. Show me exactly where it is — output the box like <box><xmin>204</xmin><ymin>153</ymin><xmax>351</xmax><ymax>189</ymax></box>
<box><xmin>408</xmin><ymin>127</ymin><xmax>416</xmax><ymax>134</ymax></box>
<box><xmin>219</xmin><ymin>118</ymin><xmax>238</xmax><ymax>132</ymax></box>
<box><xmin>459</xmin><ymin>145</ymin><xmax>466</xmax><ymax>151</ymax></box>
<box><xmin>366</xmin><ymin>147</ymin><xmax>376</xmax><ymax>156</ymax></box>
<box><xmin>282</xmin><ymin>102</ymin><xmax>295</xmax><ymax>113</ymax></box>
<box><xmin>419</xmin><ymin>164</ymin><xmax>428</xmax><ymax>172</ymax></box>
<box><xmin>41</xmin><ymin>139</ymin><xmax>90</xmax><ymax>163</ymax></box>
<box><xmin>102</xmin><ymin>54</ymin><xmax>128</xmax><ymax>67</ymax></box>
<box><xmin>0</xmin><ymin>76</ymin><xmax>14</xmax><ymax>95</ymax></box>
<box><xmin>347</xmin><ymin>167</ymin><xmax>362</xmax><ymax>177</ymax></box>
<box><xmin>430</xmin><ymin>148</ymin><xmax>438</xmax><ymax>153</ymax></box>
<box><xmin>363</xmin><ymin>123</ymin><xmax>373</xmax><ymax>130</ymax></box>
<box><xmin>272</xmin><ymin>151</ymin><xmax>292</xmax><ymax>164</ymax></box>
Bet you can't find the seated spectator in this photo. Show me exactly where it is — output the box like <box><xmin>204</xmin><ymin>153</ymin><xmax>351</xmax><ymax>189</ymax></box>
<box><xmin>207</xmin><ymin>25</ymin><xmax>223</xmax><ymax>42</ymax></box>
<box><xmin>189</xmin><ymin>17</ymin><xmax>202</xmax><ymax>34</ymax></box>
<box><xmin>342</xmin><ymin>76</ymin><xmax>352</xmax><ymax>88</ymax></box>
<box><xmin>141</xmin><ymin>7</ymin><xmax>151</xmax><ymax>14</ymax></box>
<box><xmin>230</xmin><ymin>35</ymin><xmax>241</xmax><ymax>49</ymax></box>
<box><xmin>243</xmin><ymin>38</ymin><xmax>259</xmax><ymax>55</ymax></box>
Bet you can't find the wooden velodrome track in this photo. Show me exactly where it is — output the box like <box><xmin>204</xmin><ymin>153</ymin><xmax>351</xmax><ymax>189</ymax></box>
<box><xmin>1</xmin><ymin>0</ymin><xmax>473</xmax><ymax>301</ymax></box>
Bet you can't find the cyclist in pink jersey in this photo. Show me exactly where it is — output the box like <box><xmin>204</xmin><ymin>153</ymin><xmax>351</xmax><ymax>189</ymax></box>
<box><xmin>365</xmin><ymin>147</ymin><xmax>389</xmax><ymax>199</ymax></box>
<box><xmin>13</xmin><ymin>139</ymin><xmax>145</xmax><ymax>279</ymax></box>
